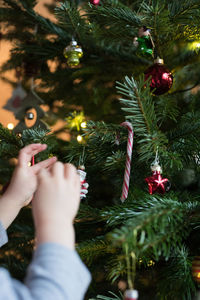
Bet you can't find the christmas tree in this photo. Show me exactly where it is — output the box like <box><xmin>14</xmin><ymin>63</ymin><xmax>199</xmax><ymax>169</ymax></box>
<box><xmin>1</xmin><ymin>0</ymin><xmax>200</xmax><ymax>299</ymax></box>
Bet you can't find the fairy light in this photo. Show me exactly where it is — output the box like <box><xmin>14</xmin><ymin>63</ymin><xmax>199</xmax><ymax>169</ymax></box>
<box><xmin>7</xmin><ymin>123</ymin><xmax>14</xmax><ymax>130</ymax></box>
<box><xmin>189</xmin><ymin>41</ymin><xmax>200</xmax><ymax>50</ymax></box>
<box><xmin>77</xmin><ymin>135</ymin><xmax>83</xmax><ymax>142</ymax></box>
<box><xmin>147</xmin><ymin>259</ymin><xmax>155</xmax><ymax>267</ymax></box>
<box><xmin>81</xmin><ymin>121</ymin><xmax>87</xmax><ymax>128</ymax></box>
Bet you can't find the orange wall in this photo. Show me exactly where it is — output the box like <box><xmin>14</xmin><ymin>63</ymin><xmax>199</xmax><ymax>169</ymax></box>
<box><xmin>0</xmin><ymin>1</ymin><xmax>67</xmax><ymax>135</ymax></box>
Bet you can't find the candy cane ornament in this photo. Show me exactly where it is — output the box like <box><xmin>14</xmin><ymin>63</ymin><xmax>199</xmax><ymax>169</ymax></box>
<box><xmin>120</xmin><ymin>122</ymin><xmax>134</xmax><ymax>202</ymax></box>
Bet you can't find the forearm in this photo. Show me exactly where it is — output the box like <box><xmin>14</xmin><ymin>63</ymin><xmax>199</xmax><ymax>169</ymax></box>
<box><xmin>0</xmin><ymin>195</ymin><xmax>21</xmax><ymax>229</ymax></box>
<box><xmin>35</xmin><ymin>220</ymin><xmax>75</xmax><ymax>250</ymax></box>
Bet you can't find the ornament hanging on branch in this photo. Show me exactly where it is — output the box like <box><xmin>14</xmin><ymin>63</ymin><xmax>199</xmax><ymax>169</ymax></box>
<box><xmin>90</xmin><ymin>0</ymin><xmax>100</xmax><ymax>5</ymax></box>
<box><xmin>124</xmin><ymin>289</ymin><xmax>139</xmax><ymax>300</ymax></box>
<box><xmin>3</xmin><ymin>83</ymin><xmax>27</xmax><ymax>116</ymax></box>
<box><xmin>77</xmin><ymin>165</ymin><xmax>89</xmax><ymax>199</ymax></box>
<box><xmin>13</xmin><ymin>87</ymin><xmax>48</xmax><ymax>133</ymax></box>
<box><xmin>133</xmin><ymin>26</ymin><xmax>154</xmax><ymax>58</ymax></box>
<box><xmin>144</xmin><ymin>58</ymin><xmax>173</xmax><ymax>95</ymax></box>
<box><xmin>145</xmin><ymin>150</ymin><xmax>170</xmax><ymax>194</ymax></box>
<box><xmin>63</xmin><ymin>39</ymin><xmax>83</xmax><ymax>67</ymax></box>
<box><xmin>120</xmin><ymin>122</ymin><xmax>134</xmax><ymax>203</ymax></box>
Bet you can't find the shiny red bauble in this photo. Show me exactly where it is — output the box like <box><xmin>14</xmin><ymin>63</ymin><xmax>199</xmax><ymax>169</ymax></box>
<box><xmin>144</xmin><ymin>60</ymin><xmax>173</xmax><ymax>95</ymax></box>
<box><xmin>90</xmin><ymin>0</ymin><xmax>100</xmax><ymax>5</ymax></box>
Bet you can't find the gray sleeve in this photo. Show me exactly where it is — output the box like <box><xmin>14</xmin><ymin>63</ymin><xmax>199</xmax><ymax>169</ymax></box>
<box><xmin>0</xmin><ymin>221</ymin><xmax>8</xmax><ymax>247</ymax></box>
<box><xmin>0</xmin><ymin>243</ymin><xmax>91</xmax><ymax>300</ymax></box>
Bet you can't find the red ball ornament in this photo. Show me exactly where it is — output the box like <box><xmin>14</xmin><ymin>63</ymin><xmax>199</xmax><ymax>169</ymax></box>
<box><xmin>90</xmin><ymin>0</ymin><xmax>100</xmax><ymax>5</ymax></box>
<box><xmin>144</xmin><ymin>58</ymin><xmax>173</xmax><ymax>95</ymax></box>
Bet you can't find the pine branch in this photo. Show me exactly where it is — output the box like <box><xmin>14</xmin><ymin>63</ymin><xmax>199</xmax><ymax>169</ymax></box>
<box><xmin>90</xmin><ymin>291</ymin><xmax>123</xmax><ymax>300</ymax></box>
<box><xmin>55</xmin><ymin>2</ymin><xmax>89</xmax><ymax>42</ymax></box>
<box><xmin>116</xmin><ymin>76</ymin><xmax>168</xmax><ymax>162</ymax></box>
<box><xmin>21</xmin><ymin>127</ymin><xmax>50</xmax><ymax>145</ymax></box>
<box><xmin>87</xmin><ymin>5</ymin><xmax>144</xmax><ymax>28</ymax></box>
<box><xmin>157</xmin><ymin>247</ymin><xmax>195</xmax><ymax>300</ymax></box>
<box><xmin>89</xmin><ymin>291</ymin><xmax>123</xmax><ymax>300</ymax></box>
<box><xmin>77</xmin><ymin>236</ymin><xmax>111</xmax><ymax>265</ymax></box>
<box><xmin>0</xmin><ymin>124</ymin><xmax>22</xmax><ymax>147</ymax></box>
<box><xmin>107</xmin><ymin>197</ymin><xmax>200</xmax><ymax>259</ymax></box>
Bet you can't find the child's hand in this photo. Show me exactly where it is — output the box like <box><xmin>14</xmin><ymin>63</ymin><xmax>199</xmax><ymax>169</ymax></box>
<box><xmin>4</xmin><ymin>144</ymin><xmax>57</xmax><ymax>208</ymax></box>
<box><xmin>32</xmin><ymin>162</ymin><xmax>81</xmax><ymax>249</ymax></box>
<box><xmin>0</xmin><ymin>144</ymin><xmax>57</xmax><ymax>229</ymax></box>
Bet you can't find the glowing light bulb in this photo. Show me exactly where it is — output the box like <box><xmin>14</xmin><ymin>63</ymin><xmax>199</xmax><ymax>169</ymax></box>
<box><xmin>81</xmin><ymin>121</ymin><xmax>87</xmax><ymax>128</ymax></box>
<box><xmin>77</xmin><ymin>135</ymin><xmax>83</xmax><ymax>142</ymax></box>
<box><xmin>7</xmin><ymin>123</ymin><xmax>14</xmax><ymax>130</ymax></box>
<box><xmin>197</xmin><ymin>272</ymin><xmax>200</xmax><ymax>278</ymax></box>
<box><xmin>190</xmin><ymin>41</ymin><xmax>200</xmax><ymax>50</ymax></box>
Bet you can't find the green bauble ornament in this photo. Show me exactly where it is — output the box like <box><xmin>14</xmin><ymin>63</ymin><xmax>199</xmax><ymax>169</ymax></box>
<box><xmin>135</xmin><ymin>36</ymin><xmax>153</xmax><ymax>57</ymax></box>
<box><xmin>63</xmin><ymin>40</ymin><xmax>83</xmax><ymax>67</ymax></box>
<box><xmin>66</xmin><ymin>51</ymin><xmax>80</xmax><ymax>67</ymax></box>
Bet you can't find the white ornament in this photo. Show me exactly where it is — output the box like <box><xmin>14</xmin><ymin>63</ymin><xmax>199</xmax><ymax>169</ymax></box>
<box><xmin>77</xmin><ymin>168</ymin><xmax>89</xmax><ymax>199</ymax></box>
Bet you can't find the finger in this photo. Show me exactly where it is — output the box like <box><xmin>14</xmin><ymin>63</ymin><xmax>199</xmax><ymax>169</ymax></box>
<box><xmin>51</xmin><ymin>161</ymin><xmax>64</xmax><ymax>177</ymax></box>
<box><xmin>32</xmin><ymin>156</ymin><xmax>57</xmax><ymax>174</ymax></box>
<box><xmin>37</xmin><ymin>168</ymin><xmax>50</xmax><ymax>183</ymax></box>
<box><xmin>64</xmin><ymin>163</ymin><xmax>77</xmax><ymax>179</ymax></box>
<box><xmin>18</xmin><ymin>144</ymin><xmax>47</xmax><ymax>167</ymax></box>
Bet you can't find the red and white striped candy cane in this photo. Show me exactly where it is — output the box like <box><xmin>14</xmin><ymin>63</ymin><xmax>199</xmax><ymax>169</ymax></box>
<box><xmin>120</xmin><ymin>121</ymin><xmax>134</xmax><ymax>202</ymax></box>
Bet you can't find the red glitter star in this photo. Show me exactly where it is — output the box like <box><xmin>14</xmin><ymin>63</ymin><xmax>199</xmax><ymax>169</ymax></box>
<box><xmin>145</xmin><ymin>171</ymin><xmax>169</xmax><ymax>194</ymax></box>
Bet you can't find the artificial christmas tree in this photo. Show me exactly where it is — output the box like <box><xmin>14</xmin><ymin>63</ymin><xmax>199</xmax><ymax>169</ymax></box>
<box><xmin>1</xmin><ymin>0</ymin><xmax>200</xmax><ymax>299</ymax></box>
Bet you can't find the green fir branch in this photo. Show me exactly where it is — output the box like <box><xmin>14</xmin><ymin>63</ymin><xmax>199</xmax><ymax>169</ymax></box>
<box><xmin>107</xmin><ymin>197</ymin><xmax>200</xmax><ymax>259</ymax></box>
<box><xmin>89</xmin><ymin>291</ymin><xmax>123</xmax><ymax>300</ymax></box>
<box><xmin>116</xmin><ymin>76</ymin><xmax>168</xmax><ymax>162</ymax></box>
<box><xmin>77</xmin><ymin>236</ymin><xmax>111</xmax><ymax>265</ymax></box>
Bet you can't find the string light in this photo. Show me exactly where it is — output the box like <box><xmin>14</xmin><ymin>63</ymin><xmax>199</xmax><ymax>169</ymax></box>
<box><xmin>147</xmin><ymin>259</ymin><xmax>155</xmax><ymax>267</ymax></box>
<box><xmin>81</xmin><ymin>121</ymin><xmax>87</xmax><ymax>128</ymax></box>
<box><xmin>7</xmin><ymin>123</ymin><xmax>14</xmax><ymax>130</ymax></box>
<box><xmin>189</xmin><ymin>41</ymin><xmax>200</xmax><ymax>50</ymax></box>
<box><xmin>77</xmin><ymin>135</ymin><xmax>83</xmax><ymax>142</ymax></box>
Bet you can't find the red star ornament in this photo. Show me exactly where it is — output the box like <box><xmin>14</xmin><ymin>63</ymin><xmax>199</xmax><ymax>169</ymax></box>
<box><xmin>145</xmin><ymin>171</ymin><xmax>169</xmax><ymax>194</ymax></box>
